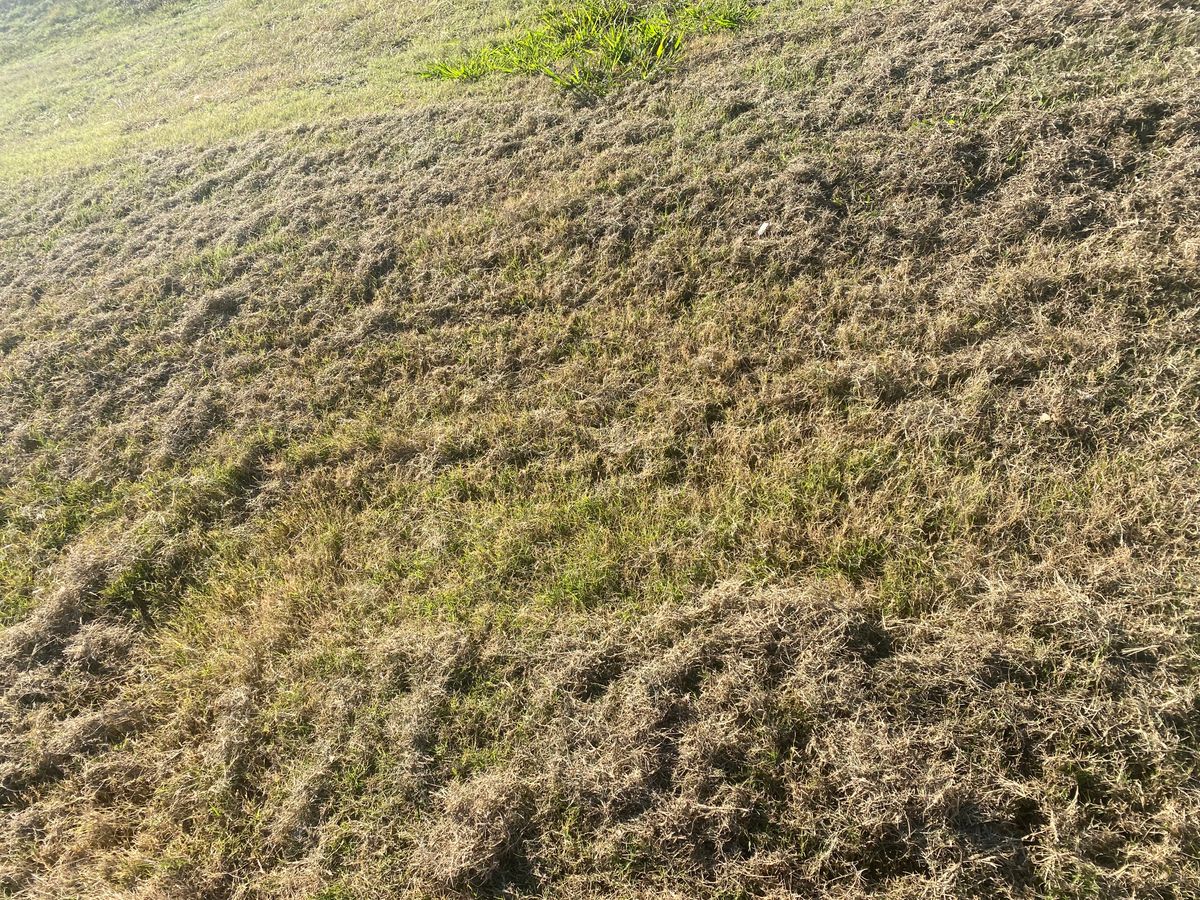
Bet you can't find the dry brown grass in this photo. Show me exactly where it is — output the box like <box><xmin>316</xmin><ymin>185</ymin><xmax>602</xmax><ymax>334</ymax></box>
<box><xmin>1</xmin><ymin>0</ymin><xmax>1199</xmax><ymax>896</ymax></box>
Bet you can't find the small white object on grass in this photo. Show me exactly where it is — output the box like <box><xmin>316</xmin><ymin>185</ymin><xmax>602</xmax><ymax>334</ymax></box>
<box><xmin>756</xmin><ymin>221</ymin><xmax>772</xmax><ymax>237</ymax></box>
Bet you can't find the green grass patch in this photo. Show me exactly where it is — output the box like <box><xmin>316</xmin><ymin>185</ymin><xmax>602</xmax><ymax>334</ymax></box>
<box><xmin>423</xmin><ymin>0</ymin><xmax>754</xmax><ymax>94</ymax></box>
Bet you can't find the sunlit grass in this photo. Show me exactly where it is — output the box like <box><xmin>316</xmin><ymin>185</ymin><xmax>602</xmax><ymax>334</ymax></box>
<box><xmin>0</xmin><ymin>0</ymin><xmax>523</xmax><ymax>180</ymax></box>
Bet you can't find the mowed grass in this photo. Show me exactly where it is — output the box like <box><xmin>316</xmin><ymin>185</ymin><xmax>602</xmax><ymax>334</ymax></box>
<box><xmin>1</xmin><ymin>0</ymin><xmax>1199</xmax><ymax>897</ymax></box>
<box><xmin>0</xmin><ymin>0</ymin><xmax>538</xmax><ymax>177</ymax></box>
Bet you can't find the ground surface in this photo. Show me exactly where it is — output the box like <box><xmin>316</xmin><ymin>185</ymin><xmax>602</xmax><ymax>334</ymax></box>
<box><xmin>1</xmin><ymin>0</ymin><xmax>1199</xmax><ymax>897</ymax></box>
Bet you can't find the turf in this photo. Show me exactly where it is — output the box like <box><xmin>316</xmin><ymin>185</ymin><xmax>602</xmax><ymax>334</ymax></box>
<box><xmin>1</xmin><ymin>0</ymin><xmax>1199</xmax><ymax>897</ymax></box>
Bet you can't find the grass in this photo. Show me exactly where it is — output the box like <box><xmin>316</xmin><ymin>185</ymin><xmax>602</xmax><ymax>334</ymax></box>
<box><xmin>1</xmin><ymin>0</ymin><xmax>1199</xmax><ymax>896</ymax></box>
<box><xmin>0</xmin><ymin>0</ymin><xmax>538</xmax><ymax>178</ymax></box>
<box><xmin>422</xmin><ymin>0</ymin><xmax>755</xmax><ymax>94</ymax></box>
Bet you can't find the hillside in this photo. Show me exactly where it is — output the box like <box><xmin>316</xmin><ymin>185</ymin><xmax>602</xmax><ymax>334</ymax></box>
<box><xmin>1</xmin><ymin>0</ymin><xmax>1198</xmax><ymax>896</ymax></box>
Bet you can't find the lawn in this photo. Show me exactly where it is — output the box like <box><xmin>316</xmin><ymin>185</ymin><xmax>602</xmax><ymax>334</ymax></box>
<box><xmin>1</xmin><ymin>0</ymin><xmax>1198</xmax><ymax>896</ymax></box>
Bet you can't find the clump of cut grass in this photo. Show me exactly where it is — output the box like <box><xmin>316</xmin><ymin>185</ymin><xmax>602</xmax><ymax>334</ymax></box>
<box><xmin>423</xmin><ymin>0</ymin><xmax>754</xmax><ymax>94</ymax></box>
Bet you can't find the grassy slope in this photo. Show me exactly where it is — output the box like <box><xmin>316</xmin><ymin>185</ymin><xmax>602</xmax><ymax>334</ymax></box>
<box><xmin>0</xmin><ymin>0</ymin><xmax>533</xmax><ymax>176</ymax></box>
<box><xmin>1</xmin><ymin>0</ymin><xmax>1199</xmax><ymax>897</ymax></box>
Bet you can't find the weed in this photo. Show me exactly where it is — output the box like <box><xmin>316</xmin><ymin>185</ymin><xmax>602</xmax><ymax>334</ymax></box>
<box><xmin>423</xmin><ymin>0</ymin><xmax>755</xmax><ymax>94</ymax></box>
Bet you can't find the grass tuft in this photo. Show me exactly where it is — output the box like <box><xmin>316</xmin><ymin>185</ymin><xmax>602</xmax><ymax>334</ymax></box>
<box><xmin>422</xmin><ymin>0</ymin><xmax>754</xmax><ymax>94</ymax></box>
